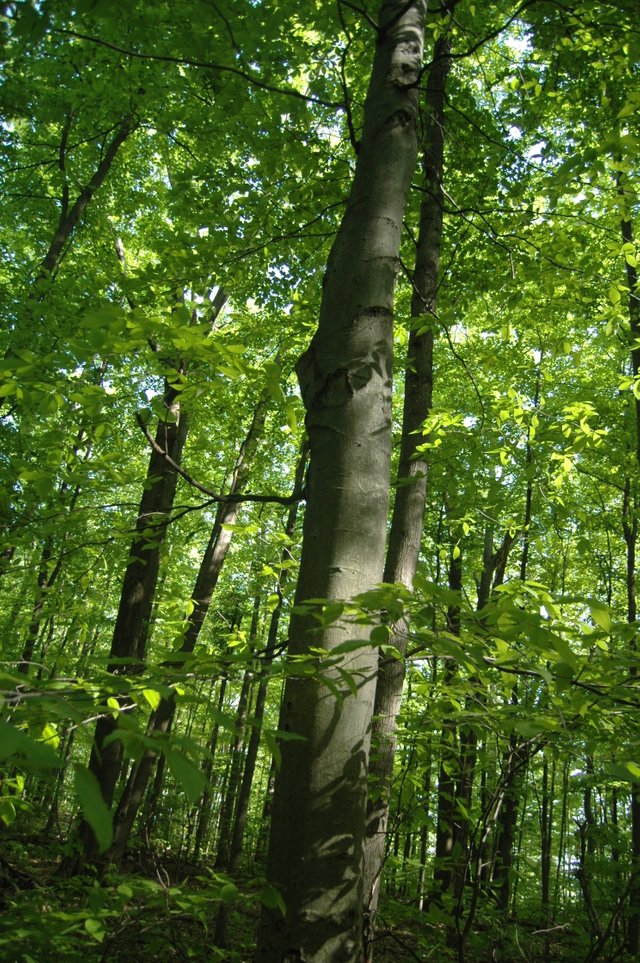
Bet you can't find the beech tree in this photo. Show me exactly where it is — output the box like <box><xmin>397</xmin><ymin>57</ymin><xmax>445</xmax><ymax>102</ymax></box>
<box><xmin>2</xmin><ymin>2</ymin><xmax>640</xmax><ymax>962</ymax></box>
<box><xmin>256</xmin><ymin>3</ymin><xmax>428</xmax><ymax>958</ymax></box>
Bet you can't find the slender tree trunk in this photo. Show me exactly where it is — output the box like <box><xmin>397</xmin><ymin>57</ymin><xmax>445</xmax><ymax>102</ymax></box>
<box><xmin>74</xmin><ymin>379</ymin><xmax>189</xmax><ymax>865</ymax></box>
<box><xmin>18</xmin><ymin>538</ymin><xmax>57</xmax><ymax>675</ymax></box>
<box><xmin>1</xmin><ymin>113</ymin><xmax>135</xmax><ymax>394</ymax></box>
<box><xmin>553</xmin><ymin>761</ymin><xmax>569</xmax><ymax>919</ymax></box>
<box><xmin>492</xmin><ymin>727</ymin><xmax>523</xmax><ymax>913</ymax></box>
<box><xmin>433</xmin><ymin>547</ymin><xmax>462</xmax><ymax>903</ymax></box>
<box><xmin>620</xmin><ymin>204</ymin><xmax>640</xmax><ymax>955</ymax></box>
<box><xmin>44</xmin><ymin>727</ymin><xmax>76</xmax><ymax>835</ymax></box>
<box><xmin>18</xmin><ymin>467</ymin><xmax>86</xmax><ymax>675</ymax></box>
<box><xmin>142</xmin><ymin>721</ymin><xmax>171</xmax><ymax>839</ymax></box>
<box><xmin>106</xmin><ymin>399</ymin><xmax>268</xmax><ymax>863</ymax></box>
<box><xmin>256</xmin><ymin>4</ymin><xmax>427</xmax><ymax>959</ymax></box>
<box><xmin>193</xmin><ymin>674</ymin><xmax>230</xmax><ymax>860</ymax></box>
<box><xmin>255</xmin><ymin>753</ymin><xmax>278</xmax><ymax>862</ymax></box>
<box><xmin>416</xmin><ymin>739</ymin><xmax>433</xmax><ymax>911</ymax></box>
<box><xmin>215</xmin><ymin>644</ymin><xmax>257</xmax><ymax>871</ymax></box>
<box><xmin>226</xmin><ymin>447</ymin><xmax>307</xmax><ymax>872</ymax></box>
<box><xmin>490</xmin><ymin>363</ymin><xmax>541</xmax><ymax>913</ymax></box>
<box><xmin>212</xmin><ymin>666</ymin><xmax>255</xmax><ymax>946</ymax></box>
<box><xmin>41</xmin><ymin>115</ymin><xmax>134</xmax><ymax>278</ymax></box>
<box><xmin>363</xmin><ymin>33</ymin><xmax>450</xmax><ymax>948</ymax></box>
<box><xmin>540</xmin><ymin>755</ymin><xmax>553</xmax><ymax>918</ymax></box>
<box><xmin>452</xmin><ymin>528</ymin><xmax>514</xmax><ymax>934</ymax></box>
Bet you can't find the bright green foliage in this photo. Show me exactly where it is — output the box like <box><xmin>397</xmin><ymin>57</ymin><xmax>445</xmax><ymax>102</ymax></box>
<box><xmin>1</xmin><ymin>0</ymin><xmax>640</xmax><ymax>959</ymax></box>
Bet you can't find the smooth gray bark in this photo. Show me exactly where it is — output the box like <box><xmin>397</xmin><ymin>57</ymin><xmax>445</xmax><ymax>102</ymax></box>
<box><xmin>363</xmin><ymin>35</ymin><xmax>450</xmax><ymax>945</ymax></box>
<box><xmin>255</xmin><ymin>4</ymin><xmax>427</xmax><ymax>959</ymax></box>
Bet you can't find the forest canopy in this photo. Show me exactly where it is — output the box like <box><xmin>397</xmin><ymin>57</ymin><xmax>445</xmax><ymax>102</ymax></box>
<box><xmin>1</xmin><ymin>1</ymin><xmax>639</xmax><ymax>960</ymax></box>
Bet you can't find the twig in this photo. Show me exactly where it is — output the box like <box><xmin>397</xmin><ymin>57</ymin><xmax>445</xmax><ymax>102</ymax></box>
<box><xmin>532</xmin><ymin>922</ymin><xmax>570</xmax><ymax>935</ymax></box>
<box><xmin>135</xmin><ymin>413</ymin><xmax>305</xmax><ymax>506</ymax></box>
<box><xmin>54</xmin><ymin>29</ymin><xmax>342</xmax><ymax>110</ymax></box>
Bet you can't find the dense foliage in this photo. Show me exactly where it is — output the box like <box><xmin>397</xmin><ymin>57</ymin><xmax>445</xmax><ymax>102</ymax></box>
<box><xmin>1</xmin><ymin>0</ymin><xmax>639</xmax><ymax>959</ymax></box>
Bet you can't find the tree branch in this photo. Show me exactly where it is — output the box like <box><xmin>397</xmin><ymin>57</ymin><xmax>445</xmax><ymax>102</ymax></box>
<box><xmin>135</xmin><ymin>413</ymin><xmax>305</xmax><ymax>506</ymax></box>
<box><xmin>54</xmin><ymin>28</ymin><xmax>343</xmax><ymax>110</ymax></box>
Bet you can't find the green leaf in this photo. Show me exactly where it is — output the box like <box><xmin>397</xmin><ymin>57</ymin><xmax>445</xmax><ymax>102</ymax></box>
<box><xmin>322</xmin><ymin>601</ymin><xmax>344</xmax><ymax>624</ymax></box>
<box><xmin>142</xmin><ymin>688</ymin><xmax>161</xmax><ymax>710</ymax></box>
<box><xmin>219</xmin><ymin>882</ymin><xmax>239</xmax><ymax>901</ymax></box>
<box><xmin>0</xmin><ymin>719</ymin><xmax>28</xmax><ymax>759</ymax></box>
<box><xmin>329</xmin><ymin>638</ymin><xmax>368</xmax><ymax>655</ymax></box>
<box><xmin>370</xmin><ymin>625</ymin><xmax>389</xmax><ymax>646</ymax></box>
<box><xmin>0</xmin><ymin>798</ymin><xmax>17</xmax><ymax>827</ymax></box>
<box><xmin>260</xmin><ymin>883</ymin><xmax>286</xmax><ymax>915</ymax></box>
<box><xmin>285</xmin><ymin>398</ymin><xmax>298</xmax><ymax>432</ymax></box>
<box><xmin>0</xmin><ymin>720</ymin><xmax>60</xmax><ymax>769</ymax></box>
<box><xmin>165</xmin><ymin>750</ymin><xmax>205</xmax><ymax>805</ymax></box>
<box><xmin>513</xmin><ymin>720</ymin><xmax>542</xmax><ymax>738</ymax></box>
<box><xmin>589</xmin><ymin>603</ymin><xmax>612</xmax><ymax>633</ymax></box>
<box><xmin>84</xmin><ymin>918</ymin><xmax>106</xmax><ymax>943</ymax></box>
<box><xmin>74</xmin><ymin>765</ymin><xmax>113</xmax><ymax>853</ymax></box>
<box><xmin>263</xmin><ymin>360</ymin><xmax>285</xmax><ymax>405</ymax></box>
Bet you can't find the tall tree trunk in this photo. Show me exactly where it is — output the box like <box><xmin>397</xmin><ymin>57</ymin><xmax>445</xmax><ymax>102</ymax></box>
<box><xmin>620</xmin><ymin>202</ymin><xmax>640</xmax><ymax>955</ymax></box>
<box><xmin>193</xmin><ymin>673</ymin><xmax>230</xmax><ymax>860</ymax></box>
<box><xmin>17</xmin><ymin>432</ymin><xmax>92</xmax><ymax>676</ymax></box>
<box><xmin>433</xmin><ymin>546</ymin><xmax>462</xmax><ymax>902</ymax></box>
<box><xmin>255</xmin><ymin>4</ymin><xmax>427</xmax><ymax>959</ymax></box>
<box><xmin>214</xmin><ymin>615</ymin><xmax>259</xmax><ymax>872</ymax></box>
<box><xmin>416</xmin><ymin>741</ymin><xmax>433</xmax><ymax>911</ymax></box>
<box><xmin>491</xmin><ymin>721</ymin><xmax>523</xmax><ymax>913</ymax></box>
<box><xmin>74</xmin><ymin>378</ymin><xmax>189</xmax><ymax>865</ymax></box>
<box><xmin>106</xmin><ymin>398</ymin><xmax>268</xmax><ymax>863</ymax></box>
<box><xmin>363</xmin><ymin>33</ymin><xmax>450</xmax><ymax>948</ymax></box>
<box><xmin>540</xmin><ymin>755</ymin><xmax>554</xmax><ymax>919</ymax></box>
<box><xmin>490</xmin><ymin>359</ymin><xmax>541</xmax><ymax>912</ymax></box>
<box><xmin>553</xmin><ymin>761</ymin><xmax>569</xmax><ymax>919</ymax></box>
<box><xmin>452</xmin><ymin>528</ymin><xmax>514</xmax><ymax>936</ymax></box>
<box><xmin>227</xmin><ymin>447</ymin><xmax>307</xmax><ymax>872</ymax></box>
<box><xmin>18</xmin><ymin>537</ymin><xmax>57</xmax><ymax>675</ymax></box>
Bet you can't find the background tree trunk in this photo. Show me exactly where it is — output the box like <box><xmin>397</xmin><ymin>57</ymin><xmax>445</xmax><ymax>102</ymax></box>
<box><xmin>106</xmin><ymin>397</ymin><xmax>268</xmax><ymax>863</ymax></box>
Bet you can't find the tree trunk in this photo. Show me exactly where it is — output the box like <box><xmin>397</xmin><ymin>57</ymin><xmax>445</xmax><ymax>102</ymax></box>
<box><xmin>540</xmin><ymin>754</ymin><xmax>553</xmax><ymax>918</ymax></box>
<box><xmin>491</xmin><ymin>727</ymin><xmax>530</xmax><ymax>915</ymax></box>
<box><xmin>41</xmin><ymin>115</ymin><xmax>134</xmax><ymax>278</ymax></box>
<box><xmin>255</xmin><ymin>4</ymin><xmax>427</xmax><ymax>959</ymax></box>
<box><xmin>193</xmin><ymin>674</ymin><xmax>230</xmax><ymax>860</ymax></box>
<box><xmin>227</xmin><ymin>447</ymin><xmax>307</xmax><ymax>872</ymax></box>
<box><xmin>215</xmin><ymin>644</ymin><xmax>257</xmax><ymax>872</ymax></box>
<box><xmin>488</xmin><ymin>366</ymin><xmax>540</xmax><ymax>912</ymax></box>
<box><xmin>433</xmin><ymin>547</ymin><xmax>462</xmax><ymax>902</ymax></box>
<box><xmin>363</xmin><ymin>32</ymin><xmax>450</xmax><ymax>946</ymax></box>
<box><xmin>106</xmin><ymin>398</ymin><xmax>268</xmax><ymax>863</ymax></box>
<box><xmin>620</xmin><ymin>205</ymin><xmax>640</xmax><ymax>955</ymax></box>
<box><xmin>74</xmin><ymin>379</ymin><xmax>189</xmax><ymax>865</ymax></box>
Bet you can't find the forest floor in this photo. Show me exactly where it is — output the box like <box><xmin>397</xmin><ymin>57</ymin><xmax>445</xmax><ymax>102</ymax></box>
<box><xmin>0</xmin><ymin>834</ymin><xmax>429</xmax><ymax>962</ymax></box>
<box><xmin>0</xmin><ymin>833</ymin><xmax>617</xmax><ymax>962</ymax></box>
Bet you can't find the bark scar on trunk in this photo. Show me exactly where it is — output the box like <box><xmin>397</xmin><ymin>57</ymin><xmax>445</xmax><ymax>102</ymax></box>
<box><xmin>298</xmin><ymin>342</ymin><xmax>390</xmax><ymax>409</ymax></box>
